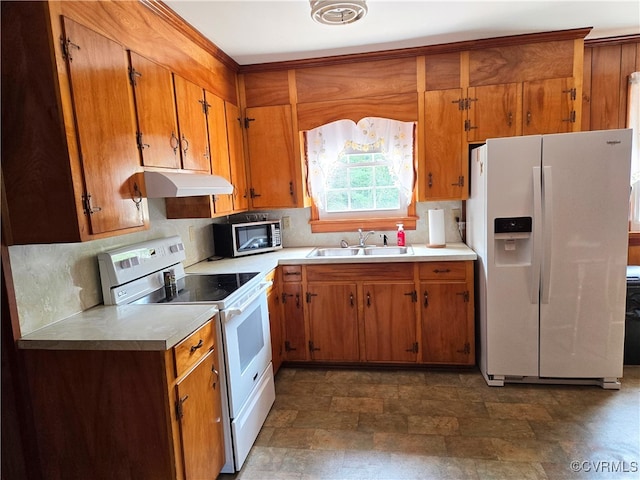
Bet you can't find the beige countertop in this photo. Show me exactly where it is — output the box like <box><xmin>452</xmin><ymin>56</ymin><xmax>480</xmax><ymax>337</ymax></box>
<box><xmin>18</xmin><ymin>243</ymin><xmax>475</xmax><ymax>351</ymax></box>
<box><xmin>18</xmin><ymin>304</ymin><xmax>218</xmax><ymax>351</ymax></box>
<box><xmin>185</xmin><ymin>242</ymin><xmax>477</xmax><ymax>277</ymax></box>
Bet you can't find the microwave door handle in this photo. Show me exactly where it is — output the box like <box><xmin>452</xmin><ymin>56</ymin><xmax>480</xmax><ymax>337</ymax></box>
<box><xmin>224</xmin><ymin>281</ymin><xmax>272</xmax><ymax>319</ymax></box>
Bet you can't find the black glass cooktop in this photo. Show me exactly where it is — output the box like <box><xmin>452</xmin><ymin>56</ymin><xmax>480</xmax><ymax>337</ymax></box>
<box><xmin>132</xmin><ymin>272</ymin><xmax>259</xmax><ymax>304</ymax></box>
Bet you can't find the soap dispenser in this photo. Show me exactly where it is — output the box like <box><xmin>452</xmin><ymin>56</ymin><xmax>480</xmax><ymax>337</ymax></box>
<box><xmin>396</xmin><ymin>223</ymin><xmax>405</xmax><ymax>246</ymax></box>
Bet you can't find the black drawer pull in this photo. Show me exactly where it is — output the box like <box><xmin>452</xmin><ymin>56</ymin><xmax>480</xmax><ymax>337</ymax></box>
<box><xmin>190</xmin><ymin>339</ymin><xmax>204</xmax><ymax>353</ymax></box>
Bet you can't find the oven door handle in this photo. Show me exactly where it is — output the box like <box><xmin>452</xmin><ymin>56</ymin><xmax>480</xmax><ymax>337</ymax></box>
<box><xmin>224</xmin><ymin>280</ymin><xmax>272</xmax><ymax>319</ymax></box>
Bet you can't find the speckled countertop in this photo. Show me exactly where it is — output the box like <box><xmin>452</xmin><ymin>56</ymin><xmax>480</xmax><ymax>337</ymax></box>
<box><xmin>18</xmin><ymin>243</ymin><xmax>475</xmax><ymax>351</ymax></box>
<box><xmin>18</xmin><ymin>304</ymin><xmax>218</xmax><ymax>351</ymax></box>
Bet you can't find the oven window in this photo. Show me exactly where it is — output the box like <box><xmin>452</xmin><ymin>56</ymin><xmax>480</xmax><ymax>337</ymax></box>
<box><xmin>236</xmin><ymin>226</ymin><xmax>269</xmax><ymax>252</ymax></box>
<box><xmin>237</xmin><ymin>307</ymin><xmax>265</xmax><ymax>373</ymax></box>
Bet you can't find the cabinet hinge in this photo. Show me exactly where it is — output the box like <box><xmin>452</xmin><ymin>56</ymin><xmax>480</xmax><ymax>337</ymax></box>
<box><xmin>451</xmin><ymin>176</ymin><xmax>464</xmax><ymax>187</ymax></box>
<box><xmin>405</xmin><ymin>342</ymin><xmax>419</xmax><ymax>354</ymax></box>
<box><xmin>244</xmin><ymin>117</ymin><xmax>256</xmax><ymax>129</ymax></box>
<box><xmin>404</xmin><ymin>290</ymin><xmax>418</xmax><ymax>302</ymax></box>
<box><xmin>456</xmin><ymin>290</ymin><xmax>470</xmax><ymax>302</ymax></box>
<box><xmin>464</xmin><ymin>97</ymin><xmax>478</xmax><ymax>110</ymax></box>
<box><xmin>136</xmin><ymin>132</ymin><xmax>149</xmax><ymax>150</ymax></box>
<box><xmin>562</xmin><ymin>88</ymin><xmax>577</xmax><ymax>101</ymax></box>
<box><xmin>306</xmin><ymin>292</ymin><xmax>318</xmax><ymax>303</ymax></box>
<box><xmin>285</xmin><ymin>341</ymin><xmax>297</xmax><ymax>352</ymax></box>
<box><xmin>60</xmin><ymin>36</ymin><xmax>81</xmax><ymax>62</ymax></box>
<box><xmin>562</xmin><ymin>110</ymin><xmax>577</xmax><ymax>123</ymax></box>
<box><xmin>249</xmin><ymin>188</ymin><xmax>261</xmax><ymax>199</ymax></box>
<box><xmin>128</xmin><ymin>66</ymin><xmax>141</xmax><ymax>86</ymax></box>
<box><xmin>451</xmin><ymin>98</ymin><xmax>465</xmax><ymax>110</ymax></box>
<box><xmin>175</xmin><ymin>394</ymin><xmax>189</xmax><ymax>421</ymax></box>
<box><xmin>309</xmin><ymin>341</ymin><xmax>320</xmax><ymax>352</ymax></box>
<box><xmin>82</xmin><ymin>193</ymin><xmax>101</xmax><ymax>216</ymax></box>
<box><xmin>198</xmin><ymin>99</ymin><xmax>210</xmax><ymax>115</ymax></box>
<box><xmin>456</xmin><ymin>342</ymin><xmax>471</xmax><ymax>355</ymax></box>
<box><xmin>464</xmin><ymin>120</ymin><xmax>478</xmax><ymax>132</ymax></box>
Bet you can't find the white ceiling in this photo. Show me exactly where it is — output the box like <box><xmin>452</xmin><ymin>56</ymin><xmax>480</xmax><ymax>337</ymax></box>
<box><xmin>164</xmin><ymin>0</ymin><xmax>640</xmax><ymax>65</ymax></box>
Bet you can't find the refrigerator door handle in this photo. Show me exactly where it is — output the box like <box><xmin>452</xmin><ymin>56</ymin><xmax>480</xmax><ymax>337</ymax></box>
<box><xmin>541</xmin><ymin>165</ymin><xmax>553</xmax><ymax>304</ymax></box>
<box><xmin>532</xmin><ymin>166</ymin><xmax>543</xmax><ymax>304</ymax></box>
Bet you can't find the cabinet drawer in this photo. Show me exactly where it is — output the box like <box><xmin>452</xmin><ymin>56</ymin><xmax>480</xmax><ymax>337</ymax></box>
<box><xmin>173</xmin><ymin>320</ymin><xmax>214</xmax><ymax>378</ymax></box>
<box><xmin>419</xmin><ymin>262</ymin><xmax>467</xmax><ymax>280</ymax></box>
<box><xmin>281</xmin><ymin>265</ymin><xmax>302</xmax><ymax>282</ymax></box>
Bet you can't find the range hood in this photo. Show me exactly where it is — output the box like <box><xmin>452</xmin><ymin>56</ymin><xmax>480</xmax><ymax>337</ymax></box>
<box><xmin>144</xmin><ymin>171</ymin><xmax>233</xmax><ymax>198</ymax></box>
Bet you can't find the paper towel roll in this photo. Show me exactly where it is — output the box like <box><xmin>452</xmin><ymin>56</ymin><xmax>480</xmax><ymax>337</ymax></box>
<box><xmin>428</xmin><ymin>209</ymin><xmax>446</xmax><ymax>248</ymax></box>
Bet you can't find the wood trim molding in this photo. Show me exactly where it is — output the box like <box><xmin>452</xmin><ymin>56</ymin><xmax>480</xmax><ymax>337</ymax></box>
<box><xmin>585</xmin><ymin>34</ymin><xmax>640</xmax><ymax>47</ymax></box>
<box><xmin>239</xmin><ymin>27</ymin><xmax>593</xmax><ymax>73</ymax></box>
<box><xmin>140</xmin><ymin>0</ymin><xmax>239</xmax><ymax>72</ymax></box>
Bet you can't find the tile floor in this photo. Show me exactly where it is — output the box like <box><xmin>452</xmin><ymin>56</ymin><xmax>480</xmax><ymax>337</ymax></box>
<box><xmin>220</xmin><ymin>366</ymin><xmax>640</xmax><ymax>480</ymax></box>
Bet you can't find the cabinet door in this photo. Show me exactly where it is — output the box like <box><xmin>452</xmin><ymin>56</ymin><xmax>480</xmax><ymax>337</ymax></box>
<box><xmin>281</xmin><ymin>283</ymin><xmax>306</xmax><ymax>361</ymax></box>
<box><xmin>175</xmin><ymin>351</ymin><xmax>224</xmax><ymax>479</ymax></box>
<box><xmin>523</xmin><ymin>77</ymin><xmax>575</xmax><ymax>135</ymax></box>
<box><xmin>205</xmin><ymin>91</ymin><xmax>234</xmax><ymax>214</ymax></box>
<box><xmin>421</xmin><ymin>282</ymin><xmax>473</xmax><ymax>364</ymax></box>
<box><xmin>467</xmin><ymin>83</ymin><xmax>519</xmax><ymax>142</ymax></box>
<box><xmin>62</xmin><ymin>17</ymin><xmax>145</xmax><ymax>234</ymax></box>
<box><xmin>225</xmin><ymin>103</ymin><xmax>249</xmax><ymax>212</ymax></box>
<box><xmin>266</xmin><ymin>271</ymin><xmax>284</xmax><ymax>374</ymax></box>
<box><xmin>173</xmin><ymin>74</ymin><xmax>211</xmax><ymax>173</ymax></box>
<box><xmin>129</xmin><ymin>52</ymin><xmax>180</xmax><ymax>169</ymax></box>
<box><xmin>245</xmin><ymin>105</ymin><xmax>296</xmax><ymax>208</ymax></box>
<box><xmin>307</xmin><ymin>283</ymin><xmax>359</xmax><ymax>361</ymax></box>
<box><xmin>363</xmin><ymin>282</ymin><xmax>418</xmax><ymax>362</ymax></box>
<box><xmin>423</xmin><ymin>89</ymin><xmax>464</xmax><ymax>200</ymax></box>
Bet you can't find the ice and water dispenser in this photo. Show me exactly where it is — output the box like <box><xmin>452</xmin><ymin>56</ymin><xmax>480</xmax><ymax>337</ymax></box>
<box><xmin>494</xmin><ymin>217</ymin><xmax>533</xmax><ymax>266</ymax></box>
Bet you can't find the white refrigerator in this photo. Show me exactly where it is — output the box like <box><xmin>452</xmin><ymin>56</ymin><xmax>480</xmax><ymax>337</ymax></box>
<box><xmin>467</xmin><ymin>129</ymin><xmax>632</xmax><ymax>389</ymax></box>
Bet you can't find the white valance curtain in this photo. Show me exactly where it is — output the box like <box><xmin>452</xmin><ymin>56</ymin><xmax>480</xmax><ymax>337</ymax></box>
<box><xmin>629</xmin><ymin>72</ymin><xmax>640</xmax><ymax>231</ymax></box>
<box><xmin>304</xmin><ymin>117</ymin><xmax>416</xmax><ymax>211</ymax></box>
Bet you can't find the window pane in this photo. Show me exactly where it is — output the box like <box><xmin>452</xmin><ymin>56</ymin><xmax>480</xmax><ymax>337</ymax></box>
<box><xmin>326</xmin><ymin>190</ymin><xmax>349</xmax><ymax>212</ymax></box>
<box><xmin>375</xmin><ymin>166</ymin><xmax>394</xmax><ymax>186</ymax></box>
<box><xmin>351</xmin><ymin>189</ymin><xmax>373</xmax><ymax>210</ymax></box>
<box><xmin>376</xmin><ymin>188</ymin><xmax>400</xmax><ymax>209</ymax></box>
<box><xmin>327</xmin><ymin>167</ymin><xmax>348</xmax><ymax>188</ymax></box>
<box><xmin>349</xmin><ymin>167</ymin><xmax>372</xmax><ymax>188</ymax></box>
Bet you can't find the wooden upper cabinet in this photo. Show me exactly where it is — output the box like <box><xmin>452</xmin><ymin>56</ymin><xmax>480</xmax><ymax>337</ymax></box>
<box><xmin>129</xmin><ymin>52</ymin><xmax>181</xmax><ymax>169</ymax></box>
<box><xmin>467</xmin><ymin>83</ymin><xmax>520</xmax><ymax>141</ymax></box>
<box><xmin>173</xmin><ymin>74</ymin><xmax>211</xmax><ymax>173</ymax></box>
<box><xmin>206</xmin><ymin>92</ymin><xmax>234</xmax><ymax>214</ymax></box>
<box><xmin>226</xmin><ymin>103</ymin><xmax>249</xmax><ymax>212</ymax></box>
<box><xmin>422</xmin><ymin>89</ymin><xmax>465</xmax><ymax>201</ymax></box>
<box><xmin>245</xmin><ymin>105</ymin><xmax>296</xmax><ymax>208</ymax></box>
<box><xmin>523</xmin><ymin>77</ymin><xmax>576</xmax><ymax>135</ymax></box>
<box><xmin>61</xmin><ymin>17</ymin><xmax>146</xmax><ymax>235</ymax></box>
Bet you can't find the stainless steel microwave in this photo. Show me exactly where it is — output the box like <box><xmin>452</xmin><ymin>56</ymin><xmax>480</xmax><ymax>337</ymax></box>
<box><xmin>212</xmin><ymin>219</ymin><xmax>282</xmax><ymax>257</ymax></box>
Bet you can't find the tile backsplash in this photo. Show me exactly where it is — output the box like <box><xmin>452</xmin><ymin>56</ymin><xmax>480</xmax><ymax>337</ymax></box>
<box><xmin>9</xmin><ymin>199</ymin><xmax>462</xmax><ymax>336</ymax></box>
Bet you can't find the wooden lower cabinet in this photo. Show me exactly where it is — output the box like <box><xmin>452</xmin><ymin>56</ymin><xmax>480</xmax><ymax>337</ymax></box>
<box><xmin>266</xmin><ymin>269</ymin><xmax>284</xmax><ymax>374</ymax></box>
<box><xmin>363</xmin><ymin>281</ymin><xmax>418</xmax><ymax>363</ymax></box>
<box><xmin>23</xmin><ymin>319</ymin><xmax>224</xmax><ymax>480</ymax></box>
<box><xmin>420</xmin><ymin>262</ymin><xmax>475</xmax><ymax>365</ymax></box>
<box><xmin>274</xmin><ymin>261</ymin><xmax>474</xmax><ymax>367</ymax></box>
<box><xmin>307</xmin><ymin>282</ymin><xmax>359</xmax><ymax>361</ymax></box>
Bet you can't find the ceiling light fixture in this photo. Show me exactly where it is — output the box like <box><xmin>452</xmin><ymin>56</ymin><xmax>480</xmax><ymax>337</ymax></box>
<box><xmin>310</xmin><ymin>0</ymin><xmax>368</xmax><ymax>26</ymax></box>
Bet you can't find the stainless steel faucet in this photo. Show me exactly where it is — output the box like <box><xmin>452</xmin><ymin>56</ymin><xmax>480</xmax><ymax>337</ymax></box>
<box><xmin>358</xmin><ymin>228</ymin><xmax>375</xmax><ymax>247</ymax></box>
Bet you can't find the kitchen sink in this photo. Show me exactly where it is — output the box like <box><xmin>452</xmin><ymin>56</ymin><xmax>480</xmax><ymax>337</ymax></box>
<box><xmin>363</xmin><ymin>246</ymin><xmax>412</xmax><ymax>255</ymax></box>
<box><xmin>309</xmin><ymin>247</ymin><xmax>361</xmax><ymax>257</ymax></box>
<box><xmin>307</xmin><ymin>246</ymin><xmax>413</xmax><ymax>257</ymax></box>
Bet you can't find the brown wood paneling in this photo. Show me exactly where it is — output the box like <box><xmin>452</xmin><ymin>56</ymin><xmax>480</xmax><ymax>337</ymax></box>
<box><xmin>243</xmin><ymin>70</ymin><xmax>291</xmax><ymax>107</ymax></box>
<box><xmin>425</xmin><ymin>52</ymin><xmax>460</xmax><ymax>90</ymax></box>
<box><xmin>590</xmin><ymin>45</ymin><xmax>622</xmax><ymax>130</ymax></box>
<box><xmin>297</xmin><ymin>93</ymin><xmax>418</xmax><ymax>131</ymax></box>
<box><xmin>469</xmin><ymin>40</ymin><xmax>574</xmax><ymax>86</ymax></box>
<box><xmin>306</xmin><ymin>264</ymin><xmax>413</xmax><ymax>282</ymax></box>
<box><xmin>56</xmin><ymin>1</ymin><xmax>237</xmax><ymax>102</ymax></box>
<box><xmin>296</xmin><ymin>58</ymin><xmax>417</xmax><ymax>104</ymax></box>
<box><xmin>582</xmin><ymin>47</ymin><xmax>593</xmax><ymax>130</ymax></box>
<box><xmin>165</xmin><ymin>196</ymin><xmax>215</xmax><ymax>219</ymax></box>
<box><xmin>620</xmin><ymin>43</ymin><xmax>639</xmax><ymax>127</ymax></box>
